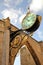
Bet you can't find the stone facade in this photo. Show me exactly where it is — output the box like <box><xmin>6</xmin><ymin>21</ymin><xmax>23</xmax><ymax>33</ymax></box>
<box><xmin>0</xmin><ymin>17</ymin><xmax>43</xmax><ymax>65</ymax></box>
<box><xmin>0</xmin><ymin>18</ymin><xmax>10</xmax><ymax>65</ymax></box>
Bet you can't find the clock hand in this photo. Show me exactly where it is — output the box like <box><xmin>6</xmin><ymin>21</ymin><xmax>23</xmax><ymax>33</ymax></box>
<box><xmin>27</xmin><ymin>19</ymin><xmax>30</xmax><ymax>21</ymax></box>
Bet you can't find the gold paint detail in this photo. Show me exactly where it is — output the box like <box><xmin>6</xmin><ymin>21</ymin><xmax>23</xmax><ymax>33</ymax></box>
<box><xmin>11</xmin><ymin>35</ymin><xmax>22</xmax><ymax>48</ymax></box>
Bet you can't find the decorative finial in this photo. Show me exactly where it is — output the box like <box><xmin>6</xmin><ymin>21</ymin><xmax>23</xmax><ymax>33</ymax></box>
<box><xmin>27</xmin><ymin>7</ymin><xmax>30</xmax><ymax>14</ymax></box>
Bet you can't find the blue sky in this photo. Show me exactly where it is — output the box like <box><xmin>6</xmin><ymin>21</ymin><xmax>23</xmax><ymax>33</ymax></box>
<box><xmin>0</xmin><ymin>0</ymin><xmax>43</xmax><ymax>65</ymax></box>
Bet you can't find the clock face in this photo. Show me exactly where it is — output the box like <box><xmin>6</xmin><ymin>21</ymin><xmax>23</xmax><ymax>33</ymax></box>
<box><xmin>22</xmin><ymin>13</ymin><xmax>36</xmax><ymax>29</ymax></box>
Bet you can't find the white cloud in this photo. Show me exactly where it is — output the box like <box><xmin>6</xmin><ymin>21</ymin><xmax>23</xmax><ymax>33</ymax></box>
<box><xmin>14</xmin><ymin>51</ymin><xmax>20</xmax><ymax>65</ymax></box>
<box><xmin>37</xmin><ymin>30</ymin><xmax>43</xmax><ymax>40</ymax></box>
<box><xmin>4</xmin><ymin>0</ymin><xmax>10</xmax><ymax>7</ymax></box>
<box><xmin>30</xmin><ymin>0</ymin><xmax>43</xmax><ymax>13</ymax></box>
<box><xmin>19</xmin><ymin>14</ymin><xmax>26</xmax><ymax>23</ymax></box>
<box><xmin>4</xmin><ymin>0</ymin><xmax>23</xmax><ymax>7</ymax></box>
<box><xmin>14</xmin><ymin>0</ymin><xmax>23</xmax><ymax>6</ymax></box>
<box><xmin>1</xmin><ymin>8</ymin><xmax>23</xmax><ymax>24</ymax></box>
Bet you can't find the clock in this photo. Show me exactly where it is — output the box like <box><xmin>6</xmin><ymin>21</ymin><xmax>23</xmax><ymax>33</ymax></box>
<box><xmin>22</xmin><ymin>13</ymin><xmax>36</xmax><ymax>30</ymax></box>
